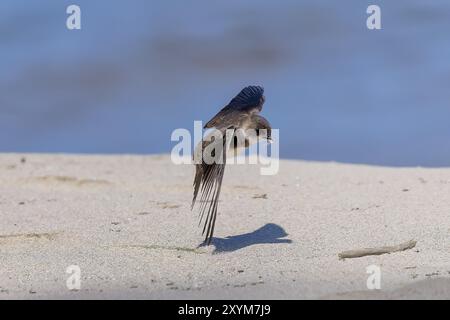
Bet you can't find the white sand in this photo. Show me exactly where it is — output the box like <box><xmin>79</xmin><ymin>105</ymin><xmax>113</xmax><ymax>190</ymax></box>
<box><xmin>1</xmin><ymin>154</ymin><xmax>450</xmax><ymax>299</ymax></box>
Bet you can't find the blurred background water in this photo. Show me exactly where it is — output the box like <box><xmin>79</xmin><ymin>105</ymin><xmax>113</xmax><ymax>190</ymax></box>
<box><xmin>1</xmin><ymin>0</ymin><xmax>450</xmax><ymax>166</ymax></box>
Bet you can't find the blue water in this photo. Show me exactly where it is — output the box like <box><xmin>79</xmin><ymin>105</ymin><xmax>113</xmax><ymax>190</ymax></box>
<box><xmin>1</xmin><ymin>0</ymin><xmax>450</xmax><ymax>166</ymax></box>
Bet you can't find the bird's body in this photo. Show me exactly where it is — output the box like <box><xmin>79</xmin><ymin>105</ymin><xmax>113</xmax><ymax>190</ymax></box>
<box><xmin>192</xmin><ymin>86</ymin><xmax>272</xmax><ymax>244</ymax></box>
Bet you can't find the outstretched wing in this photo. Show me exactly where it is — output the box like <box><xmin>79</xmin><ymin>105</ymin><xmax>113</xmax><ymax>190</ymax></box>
<box><xmin>204</xmin><ymin>86</ymin><xmax>265</xmax><ymax>129</ymax></box>
<box><xmin>192</xmin><ymin>127</ymin><xmax>233</xmax><ymax>244</ymax></box>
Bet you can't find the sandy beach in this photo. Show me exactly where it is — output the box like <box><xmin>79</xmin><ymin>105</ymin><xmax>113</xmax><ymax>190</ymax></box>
<box><xmin>1</xmin><ymin>153</ymin><xmax>450</xmax><ymax>299</ymax></box>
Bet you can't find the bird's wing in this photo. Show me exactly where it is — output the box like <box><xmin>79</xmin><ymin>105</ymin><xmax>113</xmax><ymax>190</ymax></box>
<box><xmin>204</xmin><ymin>86</ymin><xmax>265</xmax><ymax>129</ymax></box>
<box><xmin>192</xmin><ymin>126</ymin><xmax>234</xmax><ymax>244</ymax></box>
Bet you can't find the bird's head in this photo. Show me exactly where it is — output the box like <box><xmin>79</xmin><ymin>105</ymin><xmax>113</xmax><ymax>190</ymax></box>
<box><xmin>255</xmin><ymin>117</ymin><xmax>272</xmax><ymax>143</ymax></box>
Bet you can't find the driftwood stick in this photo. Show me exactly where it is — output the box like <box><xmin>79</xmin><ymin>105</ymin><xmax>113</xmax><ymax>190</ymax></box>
<box><xmin>338</xmin><ymin>240</ymin><xmax>417</xmax><ymax>260</ymax></box>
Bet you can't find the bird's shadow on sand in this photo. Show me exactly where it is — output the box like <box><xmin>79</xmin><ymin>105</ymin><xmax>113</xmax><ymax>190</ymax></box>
<box><xmin>199</xmin><ymin>223</ymin><xmax>292</xmax><ymax>253</ymax></box>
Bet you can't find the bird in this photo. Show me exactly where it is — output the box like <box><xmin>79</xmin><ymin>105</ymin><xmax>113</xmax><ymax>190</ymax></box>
<box><xmin>191</xmin><ymin>85</ymin><xmax>272</xmax><ymax>245</ymax></box>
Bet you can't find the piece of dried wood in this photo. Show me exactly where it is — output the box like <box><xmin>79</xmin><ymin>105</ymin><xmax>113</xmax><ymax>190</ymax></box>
<box><xmin>338</xmin><ymin>240</ymin><xmax>417</xmax><ymax>260</ymax></box>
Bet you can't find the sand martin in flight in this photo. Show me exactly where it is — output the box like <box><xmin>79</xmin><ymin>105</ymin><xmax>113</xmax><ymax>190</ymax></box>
<box><xmin>192</xmin><ymin>85</ymin><xmax>272</xmax><ymax>244</ymax></box>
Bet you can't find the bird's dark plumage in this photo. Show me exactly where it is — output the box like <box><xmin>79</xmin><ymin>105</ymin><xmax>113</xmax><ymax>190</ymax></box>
<box><xmin>192</xmin><ymin>85</ymin><xmax>270</xmax><ymax>244</ymax></box>
<box><xmin>204</xmin><ymin>86</ymin><xmax>265</xmax><ymax>129</ymax></box>
<box><xmin>228</xmin><ymin>85</ymin><xmax>265</xmax><ymax>111</ymax></box>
